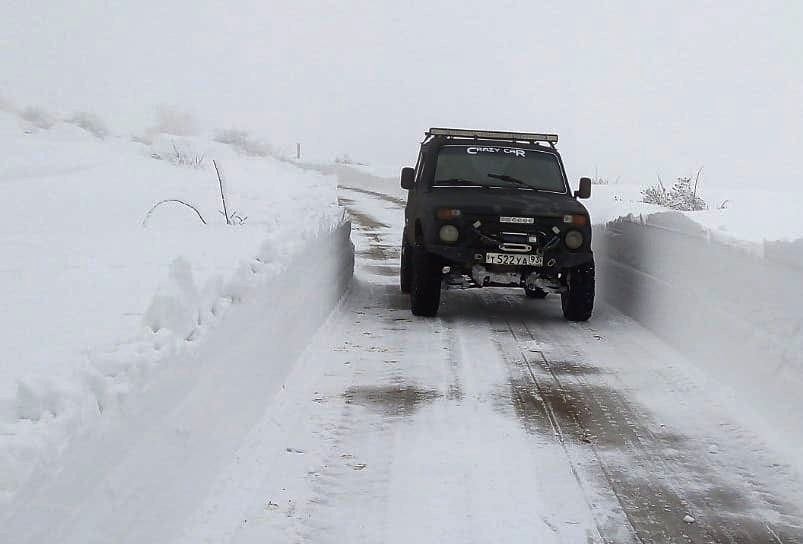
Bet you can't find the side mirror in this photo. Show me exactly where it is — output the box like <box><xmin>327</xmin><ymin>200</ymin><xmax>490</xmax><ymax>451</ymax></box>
<box><xmin>400</xmin><ymin>167</ymin><xmax>415</xmax><ymax>190</ymax></box>
<box><xmin>575</xmin><ymin>177</ymin><xmax>591</xmax><ymax>199</ymax></box>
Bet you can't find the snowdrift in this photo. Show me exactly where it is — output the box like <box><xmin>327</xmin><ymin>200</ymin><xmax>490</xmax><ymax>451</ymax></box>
<box><xmin>1</xmin><ymin>222</ymin><xmax>353</xmax><ymax>542</ymax></box>
<box><xmin>0</xmin><ymin>111</ymin><xmax>351</xmax><ymax>504</ymax></box>
<box><xmin>594</xmin><ymin>212</ymin><xmax>803</xmax><ymax>465</ymax></box>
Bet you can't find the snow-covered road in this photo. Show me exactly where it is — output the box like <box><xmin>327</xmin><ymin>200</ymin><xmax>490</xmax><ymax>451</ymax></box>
<box><xmin>5</xmin><ymin>169</ymin><xmax>802</xmax><ymax>543</ymax></box>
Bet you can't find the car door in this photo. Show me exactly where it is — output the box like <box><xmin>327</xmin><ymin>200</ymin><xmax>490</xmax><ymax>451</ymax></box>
<box><xmin>404</xmin><ymin>149</ymin><xmax>424</xmax><ymax>242</ymax></box>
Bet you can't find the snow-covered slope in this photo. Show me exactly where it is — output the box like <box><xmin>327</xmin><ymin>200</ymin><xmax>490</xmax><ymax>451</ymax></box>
<box><xmin>0</xmin><ymin>111</ymin><xmax>343</xmax><ymax>503</ymax></box>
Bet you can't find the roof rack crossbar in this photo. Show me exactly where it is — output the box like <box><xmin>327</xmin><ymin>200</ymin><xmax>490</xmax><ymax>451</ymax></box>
<box><xmin>426</xmin><ymin>127</ymin><xmax>558</xmax><ymax>144</ymax></box>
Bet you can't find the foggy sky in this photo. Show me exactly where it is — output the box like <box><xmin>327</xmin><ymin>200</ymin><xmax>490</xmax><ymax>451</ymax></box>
<box><xmin>2</xmin><ymin>1</ymin><xmax>801</xmax><ymax>190</ymax></box>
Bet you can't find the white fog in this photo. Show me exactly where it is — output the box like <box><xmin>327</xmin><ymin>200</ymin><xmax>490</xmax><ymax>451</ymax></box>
<box><xmin>1</xmin><ymin>2</ymin><xmax>802</xmax><ymax>542</ymax></box>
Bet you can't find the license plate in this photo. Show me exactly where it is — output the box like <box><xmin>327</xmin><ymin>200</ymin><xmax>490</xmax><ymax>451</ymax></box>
<box><xmin>485</xmin><ymin>253</ymin><xmax>543</xmax><ymax>266</ymax></box>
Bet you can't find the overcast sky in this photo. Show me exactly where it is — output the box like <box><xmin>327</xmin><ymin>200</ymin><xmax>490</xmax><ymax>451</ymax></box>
<box><xmin>2</xmin><ymin>1</ymin><xmax>801</xmax><ymax>190</ymax></box>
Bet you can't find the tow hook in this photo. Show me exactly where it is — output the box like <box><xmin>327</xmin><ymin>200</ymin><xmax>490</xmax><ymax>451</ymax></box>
<box><xmin>498</xmin><ymin>243</ymin><xmax>532</xmax><ymax>253</ymax></box>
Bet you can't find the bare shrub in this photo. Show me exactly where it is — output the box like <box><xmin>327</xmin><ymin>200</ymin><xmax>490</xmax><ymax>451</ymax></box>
<box><xmin>213</xmin><ymin>160</ymin><xmax>248</xmax><ymax>225</ymax></box>
<box><xmin>145</xmin><ymin>161</ymin><xmax>247</xmax><ymax>228</ymax></box>
<box><xmin>171</xmin><ymin>143</ymin><xmax>205</xmax><ymax>168</ymax></box>
<box><xmin>151</xmin><ymin>141</ymin><xmax>206</xmax><ymax>168</ymax></box>
<box><xmin>334</xmin><ymin>153</ymin><xmax>367</xmax><ymax>166</ymax></box>
<box><xmin>667</xmin><ymin>176</ymin><xmax>708</xmax><ymax>211</ymax></box>
<box><xmin>20</xmin><ymin>106</ymin><xmax>57</xmax><ymax>129</ymax></box>
<box><xmin>642</xmin><ymin>170</ymin><xmax>708</xmax><ymax>211</ymax></box>
<box><xmin>154</xmin><ymin>105</ymin><xmax>197</xmax><ymax>136</ymax></box>
<box><xmin>142</xmin><ymin>199</ymin><xmax>207</xmax><ymax>227</ymax></box>
<box><xmin>66</xmin><ymin>111</ymin><xmax>109</xmax><ymax>139</ymax></box>
<box><xmin>642</xmin><ymin>176</ymin><xmax>670</xmax><ymax>207</ymax></box>
<box><xmin>589</xmin><ymin>167</ymin><xmax>619</xmax><ymax>185</ymax></box>
<box><xmin>214</xmin><ymin>128</ymin><xmax>251</xmax><ymax>148</ymax></box>
<box><xmin>218</xmin><ymin>208</ymin><xmax>248</xmax><ymax>225</ymax></box>
<box><xmin>229</xmin><ymin>211</ymin><xmax>248</xmax><ymax>225</ymax></box>
<box><xmin>214</xmin><ymin>128</ymin><xmax>276</xmax><ymax>158</ymax></box>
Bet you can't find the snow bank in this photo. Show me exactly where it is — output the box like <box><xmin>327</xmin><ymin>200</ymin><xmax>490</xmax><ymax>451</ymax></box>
<box><xmin>594</xmin><ymin>210</ymin><xmax>803</xmax><ymax>469</ymax></box>
<box><xmin>0</xmin><ymin>111</ymin><xmax>346</xmax><ymax>503</ymax></box>
<box><xmin>1</xmin><ymin>222</ymin><xmax>354</xmax><ymax>542</ymax></box>
<box><xmin>588</xmin><ymin>180</ymin><xmax>803</xmax><ymax>469</ymax></box>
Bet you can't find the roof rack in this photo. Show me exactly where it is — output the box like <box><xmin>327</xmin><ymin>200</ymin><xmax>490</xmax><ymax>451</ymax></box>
<box><xmin>426</xmin><ymin>127</ymin><xmax>558</xmax><ymax>145</ymax></box>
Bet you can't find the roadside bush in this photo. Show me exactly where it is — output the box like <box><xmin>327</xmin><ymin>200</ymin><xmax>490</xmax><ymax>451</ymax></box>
<box><xmin>214</xmin><ymin>128</ymin><xmax>251</xmax><ymax>148</ymax></box>
<box><xmin>334</xmin><ymin>153</ymin><xmax>367</xmax><ymax>166</ymax></box>
<box><xmin>151</xmin><ymin>141</ymin><xmax>206</xmax><ymax>168</ymax></box>
<box><xmin>590</xmin><ymin>169</ymin><xmax>616</xmax><ymax>185</ymax></box>
<box><xmin>66</xmin><ymin>111</ymin><xmax>109</xmax><ymax>139</ymax></box>
<box><xmin>642</xmin><ymin>173</ymin><xmax>708</xmax><ymax>211</ymax></box>
<box><xmin>20</xmin><ymin>106</ymin><xmax>57</xmax><ymax>129</ymax></box>
<box><xmin>214</xmin><ymin>128</ymin><xmax>277</xmax><ymax>158</ymax></box>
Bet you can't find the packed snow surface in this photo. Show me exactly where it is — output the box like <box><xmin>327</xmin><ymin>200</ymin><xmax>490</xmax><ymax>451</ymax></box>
<box><xmin>0</xmin><ymin>111</ymin><xmax>342</xmax><ymax>502</ymax></box>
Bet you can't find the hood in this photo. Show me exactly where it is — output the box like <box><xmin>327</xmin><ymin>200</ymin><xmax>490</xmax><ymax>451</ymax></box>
<box><xmin>425</xmin><ymin>186</ymin><xmax>588</xmax><ymax>218</ymax></box>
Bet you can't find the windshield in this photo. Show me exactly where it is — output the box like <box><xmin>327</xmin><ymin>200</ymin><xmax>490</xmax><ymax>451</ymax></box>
<box><xmin>432</xmin><ymin>144</ymin><xmax>567</xmax><ymax>192</ymax></box>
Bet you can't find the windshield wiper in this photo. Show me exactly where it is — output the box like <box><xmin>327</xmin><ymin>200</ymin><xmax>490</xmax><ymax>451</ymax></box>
<box><xmin>434</xmin><ymin>177</ymin><xmax>476</xmax><ymax>185</ymax></box>
<box><xmin>487</xmin><ymin>173</ymin><xmax>536</xmax><ymax>190</ymax></box>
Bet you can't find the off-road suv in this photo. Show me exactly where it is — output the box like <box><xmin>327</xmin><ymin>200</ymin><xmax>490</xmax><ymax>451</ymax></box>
<box><xmin>399</xmin><ymin>128</ymin><xmax>594</xmax><ymax>321</ymax></box>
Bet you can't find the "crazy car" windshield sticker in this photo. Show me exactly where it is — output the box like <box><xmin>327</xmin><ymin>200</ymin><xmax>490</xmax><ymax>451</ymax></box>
<box><xmin>466</xmin><ymin>146</ymin><xmax>526</xmax><ymax>157</ymax></box>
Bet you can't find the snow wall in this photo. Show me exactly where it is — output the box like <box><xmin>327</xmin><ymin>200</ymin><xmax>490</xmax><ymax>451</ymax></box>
<box><xmin>594</xmin><ymin>213</ymin><xmax>803</xmax><ymax>460</ymax></box>
<box><xmin>228</xmin><ymin>220</ymin><xmax>355</xmax><ymax>366</ymax></box>
<box><xmin>2</xmin><ymin>222</ymin><xmax>353</xmax><ymax>507</ymax></box>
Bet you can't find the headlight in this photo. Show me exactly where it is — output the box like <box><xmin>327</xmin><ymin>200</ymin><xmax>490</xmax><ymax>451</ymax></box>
<box><xmin>439</xmin><ymin>225</ymin><xmax>460</xmax><ymax>243</ymax></box>
<box><xmin>564</xmin><ymin>229</ymin><xmax>584</xmax><ymax>250</ymax></box>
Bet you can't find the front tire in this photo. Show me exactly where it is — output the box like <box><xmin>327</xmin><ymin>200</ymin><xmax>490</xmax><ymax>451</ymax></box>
<box><xmin>400</xmin><ymin>239</ymin><xmax>412</xmax><ymax>294</ymax></box>
<box><xmin>561</xmin><ymin>263</ymin><xmax>595</xmax><ymax>321</ymax></box>
<box><xmin>410</xmin><ymin>247</ymin><xmax>441</xmax><ymax>317</ymax></box>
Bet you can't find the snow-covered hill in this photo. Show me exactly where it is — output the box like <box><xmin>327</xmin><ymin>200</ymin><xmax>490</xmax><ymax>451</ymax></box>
<box><xmin>0</xmin><ymin>111</ymin><xmax>343</xmax><ymax>503</ymax></box>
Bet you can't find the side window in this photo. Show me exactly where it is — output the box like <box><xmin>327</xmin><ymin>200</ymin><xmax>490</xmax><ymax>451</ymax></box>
<box><xmin>414</xmin><ymin>155</ymin><xmax>427</xmax><ymax>186</ymax></box>
<box><xmin>407</xmin><ymin>152</ymin><xmax>423</xmax><ymax>191</ymax></box>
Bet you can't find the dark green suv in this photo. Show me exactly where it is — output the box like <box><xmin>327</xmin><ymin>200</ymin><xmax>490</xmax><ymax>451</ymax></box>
<box><xmin>399</xmin><ymin>128</ymin><xmax>594</xmax><ymax>321</ymax></box>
